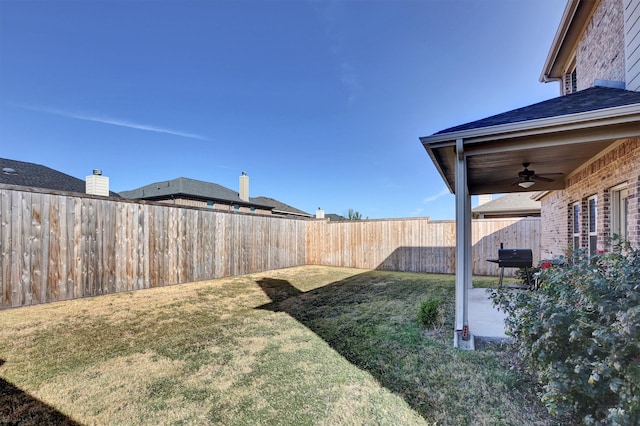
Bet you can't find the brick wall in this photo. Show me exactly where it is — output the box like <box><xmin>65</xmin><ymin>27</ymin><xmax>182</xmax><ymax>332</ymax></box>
<box><xmin>540</xmin><ymin>137</ymin><xmax>640</xmax><ymax>257</ymax></box>
<box><xmin>158</xmin><ymin>198</ymin><xmax>273</xmax><ymax>215</ymax></box>
<box><xmin>539</xmin><ymin>191</ymin><xmax>568</xmax><ymax>258</ymax></box>
<box><xmin>576</xmin><ymin>0</ymin><xmax>626</xmax><ymax>90</ymax></box>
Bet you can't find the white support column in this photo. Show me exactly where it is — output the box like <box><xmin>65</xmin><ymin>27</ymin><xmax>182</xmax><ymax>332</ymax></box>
<box><xmin>454</xmin><ymin>138</ymin><xmax>473</xmax><ymax>349</ymax></box>
<box><xmin>464</xmin><ymin>182</ymin><xmax>472</xmax><ymax>293</ymax></box>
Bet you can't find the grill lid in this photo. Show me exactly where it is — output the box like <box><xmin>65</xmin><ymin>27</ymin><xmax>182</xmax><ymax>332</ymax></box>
<box><xmin>497</xmin><ymin>248</ymin><xmax>533</xmax><ymax>267</ymax></box>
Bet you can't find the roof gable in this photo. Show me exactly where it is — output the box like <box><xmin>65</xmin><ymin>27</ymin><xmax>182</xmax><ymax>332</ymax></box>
<box><xmin>540</xmin><ymin>0</ymin><xmax>597</xmax><ymax>81</ymax></box>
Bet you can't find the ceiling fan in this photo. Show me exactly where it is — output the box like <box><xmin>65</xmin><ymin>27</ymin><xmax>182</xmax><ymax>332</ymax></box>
<box><xmin>512</xmin><ymin>163</ymin><xmax>562</xmax><ymax>188</ymax></box>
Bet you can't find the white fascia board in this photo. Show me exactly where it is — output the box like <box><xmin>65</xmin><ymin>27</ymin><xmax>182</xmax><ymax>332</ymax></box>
<box><xmin>539</xmin><ymin>0</ymin><xmax>580</xmax><ymax>82</ymax></box>
<box><xmin>420</xmin><ymin>103</ymin><xmax>640</xmax><ymax>148</ymax></box>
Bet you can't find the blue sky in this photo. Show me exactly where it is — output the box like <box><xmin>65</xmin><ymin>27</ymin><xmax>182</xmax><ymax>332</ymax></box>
<box><xmin>0</xmin><ymin>0</ymin><xmax>566</xmax><ymax>219</ymax></box>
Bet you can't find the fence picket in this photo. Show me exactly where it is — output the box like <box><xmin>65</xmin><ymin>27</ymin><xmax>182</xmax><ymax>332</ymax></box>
<box><xmin>0</xmin><ymin>185</ymin><xmax>540</xmax><ymax>309</ymax></box>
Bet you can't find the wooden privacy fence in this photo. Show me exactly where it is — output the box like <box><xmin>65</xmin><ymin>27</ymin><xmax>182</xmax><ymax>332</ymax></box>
<box><xmin>0</xmin><ymin>186</ymin><xmax>306</xmax><ymax>308</ymax></box>
<box><xmin>306</xmin><ymin>217</ymin><xmax>541</xmax><ymax>276</ymax></box>
<box><xmin>1</xmin><ymin>185</ymin><xmax>541</xmax><ymax>309</ymax></box>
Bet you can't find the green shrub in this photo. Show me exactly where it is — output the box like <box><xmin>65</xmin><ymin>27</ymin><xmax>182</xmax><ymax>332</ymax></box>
<box><xmin>516</xmin><ymin>257</ymin><xmax>566</xmax><ymax>288</ymax></box>
<box><xmin>417</xmin><ymin>298</ymin><xmax>441</xmax><ymax>328</ymax></box>
<box><xmin>490</xmin><ymin>237</ymin><xmax>640</xmax><ymax>424</ymax></box>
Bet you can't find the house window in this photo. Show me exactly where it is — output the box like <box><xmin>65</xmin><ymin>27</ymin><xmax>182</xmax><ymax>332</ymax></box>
<box><xmin>233</xmin><ymin>204</ymin><xmax>240</xmax><ymax>212</ymax></box>
<box><xmin>207</xmin><ymin>201</ymin><xmax>214</xmax><ymax>208</ymax></box>
<box><xmin>572</xmin><ymin>202</ymin><xmax>580</xmax><ymax>249</ymax></box>
<box><xmin>588</xmin><ymin>196</ymin><xmax>597</xmax><ymax>255</ymax></box>
<box><xmin>611</xmin><ymin>184</ymin><xmax>629</xmax><ymax>241</ymax></box>
<box><xmin>250</xmin><ymin>207</ymin><xmax>256</xmax><ymax>213</ymax></box>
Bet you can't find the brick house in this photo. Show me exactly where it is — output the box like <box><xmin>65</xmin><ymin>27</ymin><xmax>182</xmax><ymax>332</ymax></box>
<box><xmin>419</xmin><ymin>0</ymin><xmax>640</xmax><ymax>346</ymax></box>
<box><xmin>120</xmin><ymin>173</ymin><xmax>312</xmax><ymax>219</ymax></box>
<box><xmin>538</xmin><ymin>0</ymin><xmax>640</xmax><ymax>257</ymax></box>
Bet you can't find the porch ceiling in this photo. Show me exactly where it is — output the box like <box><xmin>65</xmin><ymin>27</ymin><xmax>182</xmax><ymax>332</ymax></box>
<box><xmin>421</xmin><ymin>99</ymin><xmax>640</xmax><ymax>195</ymax></box>
<box><xmin>430</xmin><ymin>136</ymin><xmax>617</xmax><ymax>195</ymax></box>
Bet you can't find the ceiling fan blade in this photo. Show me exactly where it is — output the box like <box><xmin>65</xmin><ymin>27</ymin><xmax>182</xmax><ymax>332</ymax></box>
<box><xmin>531</xmin><ymin>175</ymin><xmax>554</xmax><ymax>182</ymax></box>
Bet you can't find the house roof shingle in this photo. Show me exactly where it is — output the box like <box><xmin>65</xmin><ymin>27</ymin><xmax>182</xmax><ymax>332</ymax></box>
<box><xmin>434</xmin><ymin>86</ymin><xmax>640</xmax><ymax>135</ymax></box>
<box><xmin>251</xmin><ymin>196</ymin><xmax>312</xmax><ymax>217</ymax></box>
<box><xmin>119</xmin><ymin>177</ymin><xmax>274</xmax><ymax>209</ymax></box>
<box><xmin>0</xmin><ymin>157</ymin><xmax>120</xmax><ymax>197</ymax></box>
<box><xmin>472</xmin><ymin>192</ymin><xmax>541</xmax><ymax>215</ymax></box>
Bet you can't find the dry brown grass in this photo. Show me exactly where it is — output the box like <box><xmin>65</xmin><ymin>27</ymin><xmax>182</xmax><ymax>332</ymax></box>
<box><xmin>0</xmin><ymin>266</ymin><xmax>550</xmax><ymax>425</ymax></box>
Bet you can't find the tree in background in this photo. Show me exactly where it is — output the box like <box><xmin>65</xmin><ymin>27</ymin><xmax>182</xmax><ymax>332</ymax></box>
<box><xmin>347</xmin><ymin>209</ymin><xmax>363</xmax><ymax>220</ymax></box>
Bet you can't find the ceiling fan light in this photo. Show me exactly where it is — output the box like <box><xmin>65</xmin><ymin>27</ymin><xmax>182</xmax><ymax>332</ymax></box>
<box><xmin>519</xmin><ymin>180</ymin><xmax>535</xmax><ymax>189</ymax></box>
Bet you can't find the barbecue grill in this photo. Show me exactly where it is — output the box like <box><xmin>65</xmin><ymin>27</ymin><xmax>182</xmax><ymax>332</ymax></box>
<box><xmin>487</xmin><ymin>248</ymin><xmax>533</xmax><ymax>289</ymax></box>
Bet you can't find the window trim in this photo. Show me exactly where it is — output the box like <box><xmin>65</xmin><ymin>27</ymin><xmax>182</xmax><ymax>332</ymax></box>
<box><xmin>572</xmin><ymin>201</ymin><xmax>580</xmax><ymax>250</ymax></box>
<box><xmin>610</xmin><ymin>183</ymin><xmax>629</xmax><ymax>241</ymax></box>
<box><xmin>588</xmin><ymin>195</ymin><xmax>597</xmax><ymax>255</ymax></box>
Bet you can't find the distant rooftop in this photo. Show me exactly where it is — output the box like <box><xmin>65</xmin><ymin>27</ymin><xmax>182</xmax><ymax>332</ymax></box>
<box><xmin>251</xmin><ymin>196</ymin><xmax>312</xmax><ymax>217</ymax></box>
<box><xmin>472</xmin><ymin>193</ymin><xmax>541</xmax><ymax>218</ymax></box>
<box><xmin>0</xmin><ymin>157</ymin><xmax>120</xmax><ymax>197</ymax></box>
<box><xmin>119</xmin><ymin>177</ymin><xmax>273</xmax><ymax>209</ymax></box>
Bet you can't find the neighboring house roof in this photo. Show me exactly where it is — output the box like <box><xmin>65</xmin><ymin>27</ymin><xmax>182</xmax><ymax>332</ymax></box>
<box><xmin>119</xmin><ymin>177</ymin><xmax>274</xmax><ymax>209</ymax></box>
<box><xmin>472</xmin><ymin>193</ymin><xmax>541</xmax><ymax>217</ymax></box>
<box><xmin>0</xmin><ymin>157</ymin><xmax>120</xmax><ymax>197</ymax></box>
<box><xmin>435</xmin><ymin>86</ymin><xmax>640</xmax><ymax>135</ymax></box>
<box><xmin>326</xmin><ymin>213</ymin><xmax>347</xmax><ymax>221</ymax></box>
<box><xmin>251</xmin><ymin>196</ymin><xmax>312</xmax><ymax>217</ymax></box>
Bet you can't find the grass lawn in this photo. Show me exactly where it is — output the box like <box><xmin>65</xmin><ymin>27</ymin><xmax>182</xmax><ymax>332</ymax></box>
<box><xmin>0</xmin><ymin>266</ymin><xmax>550</xmax><ymax>425</ymax></box>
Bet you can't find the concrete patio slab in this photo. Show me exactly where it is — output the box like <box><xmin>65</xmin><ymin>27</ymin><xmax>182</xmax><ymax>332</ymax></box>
<box><xmin>468</xmin><ymin>288</ymin><xmax>508</xmax><ymax>339</ymax></box>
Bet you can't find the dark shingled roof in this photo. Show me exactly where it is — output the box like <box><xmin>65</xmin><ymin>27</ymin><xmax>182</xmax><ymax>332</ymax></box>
<box><xmin>119</xmin><ymin>177</ymin><xmax>274</xmax><ymax>209</ymax></box>
<box><xmin>251</xmin><ymin>196</ymin><xmax>312</xmax><ymax>217</ymax></box>
<box><xmin>435</xmin><ymin>86</ymin><xmax>640</xmax><ymax>135</ymax></box>
<box><xmin>0</xmin><ymin>158</ymin><xmax>120</xmax><ymax>197</ymax></box>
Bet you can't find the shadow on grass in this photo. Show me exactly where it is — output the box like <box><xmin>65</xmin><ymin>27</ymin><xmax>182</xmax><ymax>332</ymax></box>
<box><xmin>255</xmin><ymin>272</ymin><xmax>456</xmax><ymax>419</ymax></box>
<box><xmin>0</xmin><ymin>360</ymin><xmax>81</xmax><ymax>426</ymax></box>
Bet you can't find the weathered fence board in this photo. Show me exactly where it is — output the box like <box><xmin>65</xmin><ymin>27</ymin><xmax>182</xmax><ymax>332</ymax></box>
<box><xmin>0</xmin><ymin>185</ymin><xmax>540</xmax><ymax>309</ymax></box>
<box><xmin>0</xmin><ymin>186</ymin><xmax>308</xmax><ymax>308</ymax></box>
<box><xmin>306</xmin><ymin>217</ymin><xmax>540</xmax><ymax>276</ymax></box>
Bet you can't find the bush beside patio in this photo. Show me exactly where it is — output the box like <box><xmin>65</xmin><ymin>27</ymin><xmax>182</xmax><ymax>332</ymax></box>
<box><xmin>491</xmin><ymin>239</ymin><xmax>640</xmax><ymax>425</ymax></box>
